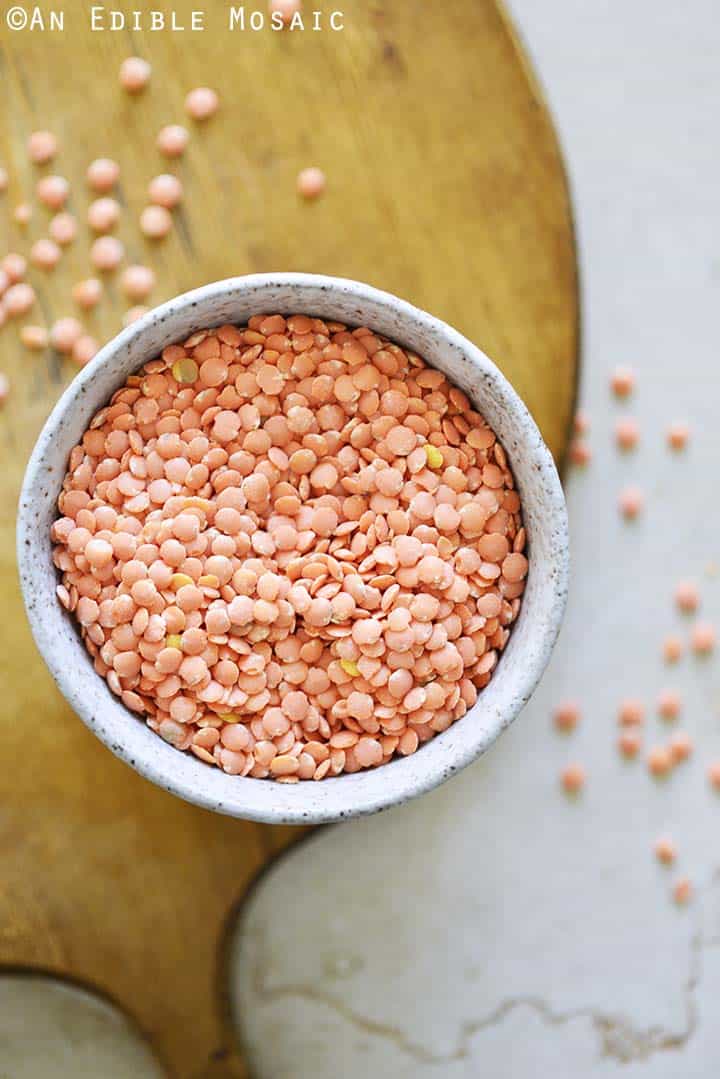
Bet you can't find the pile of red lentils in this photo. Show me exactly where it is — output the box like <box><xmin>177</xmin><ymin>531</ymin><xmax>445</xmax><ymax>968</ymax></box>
<box><xmin>51</xmin><ymin>316</ymin><xmax>527</xmax><ymax>781</ymax></box>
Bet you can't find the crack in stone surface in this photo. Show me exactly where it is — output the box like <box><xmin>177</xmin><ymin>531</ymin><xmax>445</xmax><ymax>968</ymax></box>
<box><xmin>247</xmin><ymin>909</ymin><xmax>719</xmax><ymax>1066</ymax></box>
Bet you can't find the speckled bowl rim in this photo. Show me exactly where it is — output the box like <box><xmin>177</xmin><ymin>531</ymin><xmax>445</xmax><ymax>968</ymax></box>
<box><xmin>18</xmin><ymin>273</ymin><xmax>568</xmax><ymax>825</ymax></box>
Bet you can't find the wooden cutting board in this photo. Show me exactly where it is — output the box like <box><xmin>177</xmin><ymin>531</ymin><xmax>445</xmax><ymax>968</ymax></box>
<box><xmin>0</xmin><ymin>2</ymin><xmax>578</xmax><ymax>1075</ymax></box>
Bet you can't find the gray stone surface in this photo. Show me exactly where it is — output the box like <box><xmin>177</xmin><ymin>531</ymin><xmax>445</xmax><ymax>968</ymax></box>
<box><xmin>231</xmin><ymin>2</ymin><xmax>720</xmax><ymax>1075</ymax></box>
<box><xmin>0</xmin><ymin>976</ymin><xmax>163</xmax><ymax>1078</ymax></box>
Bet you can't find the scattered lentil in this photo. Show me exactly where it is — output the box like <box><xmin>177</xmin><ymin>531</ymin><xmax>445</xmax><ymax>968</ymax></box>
<box><xmin>140</xmin><ymin>205</ymin><xmax>172</xmax><ymax>239</ymax></box>
<box><xmin>667</xmin><ymin>422</ymin><xmax>689</xmax><ymax>450</ymax></box>
<box><xmin>569</xmin><ymin>439</ymin><xmax>591</xmax><ymax>466</ymax></box>
<box><xmin>663</xmin><ymin>635</ymin><xmax>683</xmax><ymax>663</ymax></box>
<box><xmin>88</xmin><ymin>197</ymin><xmax>121</xmax><ymax>232</ymax></box>
<box><xmin>49</xmin><ymin>212</ymin><xmax>77</xmax><ymax>246</ymax></box>
<box><xmin>123</xmin><ymin>306</ymin><xmax>149</xmax><ymax>326</ymax></box>
<box><xmin>611</xmin><ymin>366</ymin><xmax>635</xmax><ymax>398</ymax></box>
<box><xmin>86</xmin><ymin>158</ymin><xmax>120</xmax><ymax>192</ymax></box>
<box><xmin>553</xmin><ymin>700</ymin><xmax>580</xmax><ymax>733</ymax></box>
<box><xmin>72</xmin><ymin>335</ymin><xmax>99</xmax><ymax>367</ymax></box>
<box><xmin>561</xmin><ymin>764</ymin><xmax>585</xmax><ymax>795</ymax></box>
<box><xmin>618</xmin><ymin>730</ymin><xmax>641</xmax><ymax>759</ymax></box>
<box><xmin>73</xmin><ymin>278</ymin><xmax>103</xmax><ymax>309</ymax></box>
<box><xmin>120</xmin><ymin>56</ymin><xmax>151</xmax><ymax>93</ymax></box>
<box><xmin>121</xmin><ymin>264</ymin><xmax>156</xmax><ymax>301</ymax></box>
<box><xmin>668</xmin><ymin>731</ymin><xmax>693</xmax><ymax>763</ymax></box>
<box><xmin>674</xmin><ymin>580</ymin><xmax>699</xmax><ymax>614</ymax></box>
<box><xmin>20</xmin><ymin>325</ymin><xmax>49</xmax><ymax>351</ymax></box>
<box><xmin>691</xmin><ymin>622</ymin><xmax>715</xmax><ymax>655</ymax></box>
<box><xmin>657</xmin><ymin>689</ymin><xmax>681</xmax><ymax>721</ymax></box>
<box><xmin>13</xmin><ymin>202</ymin><xmax>32</xmax><ymax>226</ymax></box>
<box><xmin>297</xmin><ymin>167</ymin><xmax>326</xmax><ymax>199</ymax></box>
<box><xmin>2</xmin><ymin>253</ymin><xmax>27</xmax><ymax>282</ymax></box>
<box><xmin>50</xmin><ymin>317</ymin><xmax>83</xmax><ymax>354</ymax></box>
<box><xmin>573</xmin><ymin>408</ymin><xmax>590</xmax><ymax>435</ymax></box>
<box><xmin>673</xmin><ymin>877</ymin><xmax>693</xmax><ymax>906</ymax></box>
<box><xmin>270</xmin><ymin>0</ymin><xmax>302</xmax><ymax>23</ymax></box>
<box><xmin>647</xmin><ymin>745</ymin><xmax>673</xmax><ymax>778</ymax></box>
<box><xmin>91</xmin><ymin>235</ymin><xmax>124</xmax><ymax>271</ymax></box>
<box><xmin>27</xmin><ymin>130</ymin><xmax>59</xmax><ymax>165</ymax></box>
<box><xmin>36</xmin><ymin>174</ymin><xmax>69</xmax><ymax>210</ymax></box>
<box><xmin>3</xmin><ymin>283</ymin><xmax>36</xmax><ymax>317</ymax></box>
<box><xmin>654</xmin><ymin>837</ymin><xmax>676</xmax><ymax>865</ymax></box>
<box><xmin>615</xmin><ymin>416</ymin><xmax>639</xmax><ymax>450</ymax></box>
<box><xmin>185</xmin><ymin>87</ymin><xmax>219</xmax><ymax>120</ymax></box>
<box><xmin>619</xmin><ymin>485</ymin><xmax>643</xmax><ymax>520</ymax></box>
<box><xmin>30</xmin><ymin>238</ymin><xmax>62</xmax><ymax>270</ymax></box>
<box><xmin>618</xmin><ymin>698</ymin><xmax>644</xmax><ymax>727</ymax></box>
<box><xmin>157</xmin><ymin>125</ymin><xmax>189</xmax><ymax>158</ymax></box>
<box><xmin>148</xmin><ymin>174</ymin><xmax>183</xmax><ymax>208</ymax></box>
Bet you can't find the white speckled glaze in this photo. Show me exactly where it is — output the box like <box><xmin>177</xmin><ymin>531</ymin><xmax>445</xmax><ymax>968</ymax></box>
<box><xmin>17</xmin><ymin>274</ymin><xmax>568</xmax><ymax>824</ymax></box>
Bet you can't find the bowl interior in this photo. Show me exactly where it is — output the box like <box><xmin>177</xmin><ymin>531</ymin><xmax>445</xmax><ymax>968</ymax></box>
<box><xmin>18</xmin><ymin>274</ymin><xmax>568</xmax><ymax>823</ymax></box>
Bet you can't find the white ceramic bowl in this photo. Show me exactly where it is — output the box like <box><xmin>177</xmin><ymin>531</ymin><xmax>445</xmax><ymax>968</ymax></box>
<box><xmin>18</xmin><ymin>274</ymin><xmax>568</xmax><ymax>824</ymax></box>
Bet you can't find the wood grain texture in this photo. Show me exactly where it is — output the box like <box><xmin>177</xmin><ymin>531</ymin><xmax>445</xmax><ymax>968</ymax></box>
<box><xmin>0</xmin><ymin>2</ymin><xmax>578</xmax><ymax>1076</ymax></box>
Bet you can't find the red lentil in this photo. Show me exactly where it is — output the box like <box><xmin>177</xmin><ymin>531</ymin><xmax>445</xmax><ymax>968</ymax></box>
<box><xmin>573</xmin><ymin>409</ymin><xmax>589</xmax><ymax>435</ymax></box>
<box><xmin>668</xmin><ymin>731</ymin><xmax>692</xmax><ymax>763</ymax></box>
<box><xmin>271</xmin><ymin>0</ymin><xmax>302</xmax><ymax>24</ymax></box>
<box><xmin>36</xmin><ymin>174</ymin><xmax>69</xmax><ymax>210</ymax></box>
<box><xmin>30</xmin><ymin>238</ymin><xmax>62</xmax><ymax>270</ymax></box>
<box><xmin>674</xmin><ymin>580</ymin><xmax>699</xmax><ymax>613</ymax></box>
<box><xmin>673</xmin><ymin>878</ymin><xmax>693</xmax><ymax>906</ymax></box>
<box><xmin>615</xmin><ymin>416</ymin><xmax>639</xmax><ymax>450</ymax></box>
<box><xmin>691</xmin><ymin>622</ymin><xmax>715</xmax><ymax>655</ymax></box>
<box><xmin>140</xmin><ymin>205</ymin><xmax>172</xmax><ymax>239</ymax></box>
<box><xmin>561</xmin><ymin>763</ymin><xmax>585</xmax><ymax>794</ymax></box>
<box><xmin>618</xmin><ymin>698</ymin><xmax>644</xmax><ymax>727</ymax></box>
<box><xmin>120</xmin><ymin>56</ymin><xmax>151</xmax><ymax>93</ymax></box>
<box><xmin>569</xmin><ymin>439</ymin><xmax>591</xmax><ymax>467</ymax></box>
<box><xmin>666</xmin><ymin>422</ymin><xmax>689</xmax><ymax>450</ymax></box>
<box><xmin>656</xmin><ymin>689</ymin><xmax>681</xmax><ymax>721</ymax></box>
<box><xmin>157</xmin><ymin>125</ymin><xmax>189</xmax><ymax>158</ymax></box>
<box><xmin>663</xmin><ymin>634</ymin><xmax>683</xmax><ymax>663</ymax></box>
<box><xmin>91</xmin><ymin>236</ymin><xmax>124</xmax><ymax>271</ymax></box>
<box><xmin>20</xmin><ymin>325</ymin><xmax>49</xmax><ymax>351</ymax></box>
<box><xmin>49</xmin><ymin>212</ymin><xmax>77</xmax><ymax>246</ymax></box>
<box><xmin>553</xmin><ymin>700</ymin><xmax>580</xmax><ymax>733</ymax></box>
<box><xmin>86</xmin><ymin>158</ymin><xmax>120</xmax><ymax>192</ymax></box>
<box><xmin>618</xmin><ymin>486</ymin><xmax>643</xmax><ymax>519</ymax></box>
<box><xmin>73</xmin><ymin>278</ymin><xmax>103</xmax><ymax>309</ymax></box>
<box><xmin>185</xmin><ymin>87</ymin><xmax>219</xmax><ymax>120</ymax></box>
<box><xmin>27</xmin><ymin>130</ymin><xmax>58</xmax><ymax>165</ymax></box>
<box><xmin>618</xmin><ymin>730</ymin><xmax>641</xmax><ymax>759</ymax></box>
<box><xmin>707</xmin><ymin>761</ymin><xmax>720</xmax><ymax>791</ymax></box>
<box><xmin>654</xmin><ymin>836</ymin><xmax>676</xmax><ymax>865</ymax></box>
<box><xmin>148</xmin><ymin>174</ymin><xmax>183</xmax><ymax>209</ymax></box>
<box><xmin>13</xmin><ymin>202</ymin><xmax>32</xmax><ymax>226</ymax></box>
<box><xmin>53</xmin><ymin>315</ymin><xmax>526</xmax><ymax>780</ymax></box>
<box><xmin>610</xmin><ymin>366</ymin><xmax>635</xmax><ymax>397</ymax></box>
<box><xmin>297</xmin><ymin>167</ymin><xmax>326</xmax><ymax>200</ymax></box>
<box><xmin>647</xmin><ymin>745</ymin><xmax>673</xmax><ymax>778</ymax></box>
<box><xmin>50</xmin><ymin>317</ymin><xmax>83</xmax><ymax>354</ymax></box>
<box><xmin>88</xmin><ymin>197</ymin><xmax>121</xmax><ymax>232</ymax></box>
